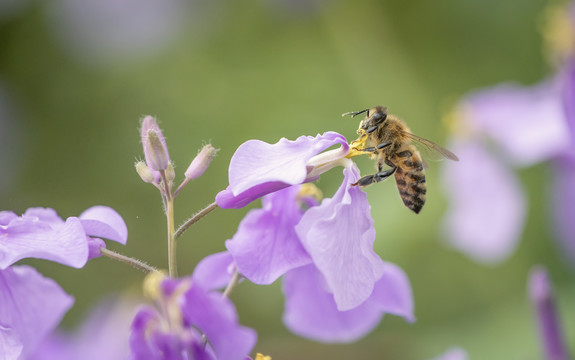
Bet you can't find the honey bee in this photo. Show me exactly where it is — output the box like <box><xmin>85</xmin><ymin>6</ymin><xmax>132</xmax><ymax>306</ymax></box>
<box><xmin>343</xmin><ymin>106</ymin><xmax>459</xmax><ymax>214</ymax></box>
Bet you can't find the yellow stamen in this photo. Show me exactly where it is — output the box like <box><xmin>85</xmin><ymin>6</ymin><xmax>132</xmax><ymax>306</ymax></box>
<box><xmin>143</xmin><ymin>270</ymin><xmax>168</xmax><ymax>300</ymax></box>
<box><xmin>346</xmin><ymin>133</ymin><xmax>369</xmax><ymax>159</ymax></box>
<box><xmin>297</xmin><ymin>183</ymin><xmax>323</xmax><ymax>202</ymax></box>
<box><xmin>539</xmin><ymin>3</ymin><xmax>575</xmax><ymax>67</ymax></box>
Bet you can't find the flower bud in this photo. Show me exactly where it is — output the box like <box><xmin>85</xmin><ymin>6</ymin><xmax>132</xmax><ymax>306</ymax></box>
<box><xmin>141</xmin><ymin>116</ymin><xmax>170</xmax><ymax>171</ymax></box>
<box><xmin>185</xmin><ymin>144</ymin><xmax>217</xmax><ymax>180</ymax></box>
<box><xmin>165</xmin><ymin>162</ymin><xmax>176</xmax><ymax>183</ymax></box>
<box><xmin>135</xmin><ymin>161</ymin><xmax>156</xmax><ymax>184</ymax></box>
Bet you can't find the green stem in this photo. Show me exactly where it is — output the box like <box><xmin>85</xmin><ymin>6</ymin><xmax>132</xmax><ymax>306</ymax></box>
<box><xmin>175</xmin><ymin>201</ymin><xmax>218</xmax><ymax>239</ymax></box>
<box><xmin>222</xmin><ymin>270</ymin><xmax>242</xmax><ymax>298</ymax></box>
<box><xmin>160</xmin><ymin>170</ymin><xmax>177</xmax><ymax>278</ymax></box>
<box><xmin>100</xmin><ymin>247</ymin><xmax>157</xmax><ymax>273</ymax></box>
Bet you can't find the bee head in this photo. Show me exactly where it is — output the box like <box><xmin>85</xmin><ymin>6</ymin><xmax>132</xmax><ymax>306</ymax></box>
<box><xmin>361</xmin><ymin>106</ymin><xmax>388</xmax><ymax>130</ymax></box>
<box><xmin>342</xmin><ymin>106</ymin><xmax>388</xmax><ymax>133</ymax></box>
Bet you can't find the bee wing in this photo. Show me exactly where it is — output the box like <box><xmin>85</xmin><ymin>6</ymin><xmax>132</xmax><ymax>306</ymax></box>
<box><xmin>401</xmin><ymin>131</ymin><xmax>459</xmax><ymax>161</ymax></box>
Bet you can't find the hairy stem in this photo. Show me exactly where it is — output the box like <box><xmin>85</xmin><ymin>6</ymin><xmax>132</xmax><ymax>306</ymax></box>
<box><xmin>100</xmin><ymin>247</ymin><xmax>158</xmax><ymax>273</ymax></box>
<box><xmin>175</xmin><ymin>201</ymin><xmax>218</xmax><ymax>239</ymax></box>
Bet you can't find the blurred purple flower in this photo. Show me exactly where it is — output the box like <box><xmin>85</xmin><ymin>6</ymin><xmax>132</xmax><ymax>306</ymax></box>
<box><xmin>528</xmin><ymin>266</ymin><xmax>571</xmax><ymax>360</ymax></box>
<box><xmin>30</xmin><ymin>297</ymin><xmax>138</xmax><ymax>360</ymax></box>
<box><xmin>0</xmin><ymin>265</ymin><xmax>74</xmax><ymax>360</ymax></box>
<box><xmin>130</xmin><ymin>276</ymin><xmax>256</xmax><ymax>360</ymax></box>
<box><xmin>442</xmin><ymin>69</ymin><xmax>575</xmax><ymax>263</ymax></box>
<box><xmin>216</xmin><ymin>132</ymin><xmax>349</xmax><ymax>209</ymax></box>
<box><xmin>46</xmin><ymin>0</ymin><xmax>195</xmax><ymax>66</ymax></box>
<box><xmin>0</xmin><ymin>206</ymin><xmax>127</xmax><ymax>269</ymax></box>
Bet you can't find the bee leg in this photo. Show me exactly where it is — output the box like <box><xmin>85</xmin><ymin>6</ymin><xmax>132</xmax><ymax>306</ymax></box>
<box><xmin>366</xmin><ymin>125</ymin><xmax>379</xmax><ymax>134</ymax></box>
<box><xmin>359</xmin><ymin>141</ymin><xmax>392</xmax><ymax>153</ymax></box>
<box><xmin>376</xmin><ymin>141</ymin><xmax>392</xmax><ymax>150</ymax></box>
<box><xmin>352</xmin><ymin>167</ymin><xmax>396</xmax><ymax>186</ymax></box>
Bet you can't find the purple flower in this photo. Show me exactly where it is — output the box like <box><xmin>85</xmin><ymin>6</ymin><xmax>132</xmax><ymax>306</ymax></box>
<box><xmin>216</xmin><ymin>132</ymin><xmax>349</xmax><ymax>209</ymax></box>
<box><xmin>0</xmin><ymin>265</ymin><xmax>74</xmax><ymax>359</ymax></box>
<box><xmin>0</xmin><ymin>206</ymin><xmax>127</xmax><ymax>269</ymax></box>
<box><xmin>282</xmin><ymin>262</ymin><xmax>414</xmax><ymax>343</ymax></box>
<box><xmin>528</xmin><ymin>266</ymin><xmax>571</xmax><ymax>360</ymax></box>
<box><xmin>442</xmin><ymin>71</ymin><xmax>575</xmax><ymax>263</ymax></box>
<box><xmin>226</xmin><ymin>163</ymin><xmax>389</xmax><ymax>311</ymax></box>
<box><xmin>441</xmin><ymin>139</ymin><xmax>526</xmax><ymax>263</ymax></box>
<box><xmin>221</xmin><ymin>159</ymin><xmax>414</xmax><ymax>340</ymax></box>
<box><xmin>130</xmin><ymin>276</ymin><xmax>256</xmax><ymax>360</ymax></box>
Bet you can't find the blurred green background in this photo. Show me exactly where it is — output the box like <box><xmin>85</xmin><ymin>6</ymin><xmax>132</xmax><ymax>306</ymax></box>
<box><xmin>1</xmin><ymin>0</ymin><xmax>573</xmax><ymax>359</ymax></box>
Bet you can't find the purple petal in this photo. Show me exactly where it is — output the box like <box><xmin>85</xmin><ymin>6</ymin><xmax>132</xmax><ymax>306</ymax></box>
<box><xmin>561</xmin><ymin>59</ymin><xmax>575</xmax><ymax>159</ymax></box>
<box><xmin>441</xmin><ymin>139</ymin><xmax>526</xmax><ymax>264</ymax></box>
<box><xmin>0</xmin><ymin>211</ymin><xmax>18</xmax><ymax>225</ymax></box>
<box><xmin>369</xmin><ymin>262</ymin><xmax>415</xmax><ymax>322</ymax></box>
<box><xmin>0</xmin><ymin>325</ymin><xmax>23</xmax><ymax>360</ymax></box>
<box><xmin>216</xmin><ymin>182</ymin><xmax>291</xmax><ymax>210</ymax></box>
<box><xmin>87</xmin><ymin>238</ymin><xmax>106</xmax><ymax>260</ymax></box>
<box><xmin>129</xmin><ymin>306</ymin><xmax>162</xmax><ymax>359</ymax></box>
<box><xmin>282</xmin><ymin>264</ymin><xmax>385</xmax><ymax>343</ymax></box>
<box><xmin>79</xmin><ymin>206</ymin><xmax>128</xmax><ymax>245</ymax></box>
<box><xmin>217</xmin><ymin>132</ymin><xmax>348</xmax><ymax>209</ymax></box>
<box><xmin>462</xmin><ymin>80</ymin><xmax>570</xmax><ymax>166</ymax></box>
<box><xmin>296</xmin><ymin>162</ymin><xmax>384</xmax><ymax>311</ymax></box>
<box><xmin>226</xmin><ymin>185</ymin><xmax>312</xmax><ymax>285</ymax></box>
<box><xmin>181</xmin><ymin>284</ymin><xmax>257</xmax><ymax>360</ymax></box>
<box><xmin>0</xmin><ymin>217</ymin><xmax>89</xmax><ymax>269</ymax></box>
<box><xmin>0</xmin><ymin>265</ymin><xmax>74</xmax><ymax>359</ymax></box>
<box><xmin>23</xmin><ymin>208</ymin><xmax>65</xmax><ymax>227</ymax></box>
<box><xmin>551</xmin><ymin>158</ymin><xmax>575</xmax><ymax>263</ymax></box>
<box><xmin>192</xmin><ymin>251</ymin><xmax>235</xmax><ymax>290</ymax></box>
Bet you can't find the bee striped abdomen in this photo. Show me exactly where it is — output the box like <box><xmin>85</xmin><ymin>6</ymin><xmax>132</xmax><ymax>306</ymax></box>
<box><xmin>393</xmin><ymin>145</ymin><xmax>427</xmax><ymax>214</ymax></box>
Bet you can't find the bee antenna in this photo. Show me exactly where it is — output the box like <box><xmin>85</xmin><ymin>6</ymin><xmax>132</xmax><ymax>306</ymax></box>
<box><xmin>341</xmin><ymin>108</ymin><xmax>369</xmax><ymax>118</ymax></box>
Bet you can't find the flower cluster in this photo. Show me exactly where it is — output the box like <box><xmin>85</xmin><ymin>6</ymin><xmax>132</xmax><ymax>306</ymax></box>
<box><xmin>0</xmin><ymin>114</ymin><xmax>421</xmax><ymax>359</ymax></box>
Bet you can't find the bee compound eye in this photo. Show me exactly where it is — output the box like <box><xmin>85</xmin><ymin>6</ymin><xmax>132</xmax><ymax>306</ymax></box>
<box><xmin>372</xmin><ymin>112</ymin><xmax>383</xmax><ymax>121</ymax></box>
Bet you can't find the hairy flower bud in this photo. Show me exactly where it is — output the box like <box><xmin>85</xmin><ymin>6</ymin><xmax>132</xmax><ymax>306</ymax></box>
<box><xmin>141</xmin><ymin>116</ymin><xmax>170</xmax><ymax>171</ymax></box>
<box><xmin>185</xmin><ymin>144</ymin><xmax>217</xmax><ymax>180</ymax></box>
<box><xmin>135</xmin><ymin>161</ymin><xmax>155</xmax><ymax>184</ymax></box>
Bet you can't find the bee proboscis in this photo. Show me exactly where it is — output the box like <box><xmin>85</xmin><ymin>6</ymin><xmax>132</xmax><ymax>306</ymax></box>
<box><xmin>343</xmin><ymin>106</ymin><xmax>459</xmax><ymax>214</ymax></box>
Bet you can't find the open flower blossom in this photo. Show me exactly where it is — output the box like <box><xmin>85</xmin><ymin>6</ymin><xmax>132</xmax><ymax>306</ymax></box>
<box><xmin>130</xmin><ymin>273</ymin><xmax>256</xmax><ymax>360</ymax></box>
<box><xmin>218</xmin><ymin>171</ymin><xmax>414</xmax><ymax>341</ymax></box>
<box><xmin>441</xmin><ymin>11</ymin><xmax>575</xmax><ymax>263</ymax></box>
<box><xmin>218</xmin><ymin>132</ymin><xmax>385</xmax><ymax>305</ymax></box>
<box><xmin>0</xmin><ymin>206</ymin><xmax>127</xmax><ymax>269</ymax></box>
